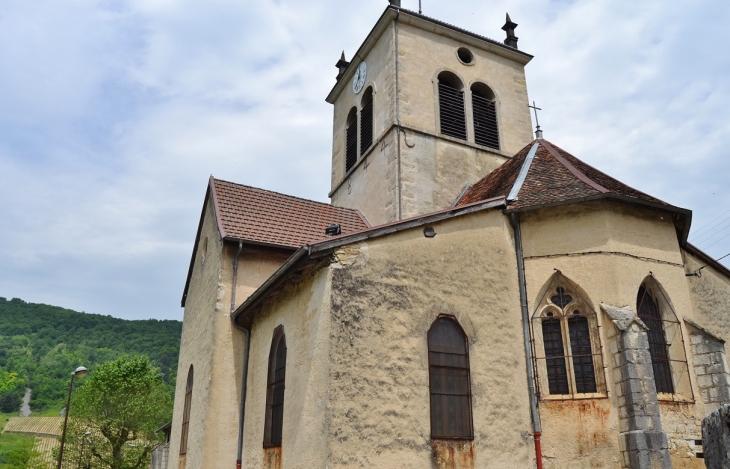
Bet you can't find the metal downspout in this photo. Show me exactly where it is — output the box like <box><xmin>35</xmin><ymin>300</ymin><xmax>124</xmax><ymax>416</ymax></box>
<box><xmin>231</xmin><ymin>242</ymin><xmax>243</xmax><ymax>313</ymax></box>
<box><xmin>394</xmin><ymin>11</ymin><xmax>402</xmax><ymax>220</ymax></box>
<box><xmin>235</xmin><ymin>325</ymin><xmax>251</xmax><ymax>469</ymax></box>
<box><xmin>510</xmin><ymin>212</ymin><xmax>543</xmax><ymax>469</ymax></box>
<box><xmin>230</xmin><ymin>241</ymin><xmax>250</xmax><ymax>469</ymax></box>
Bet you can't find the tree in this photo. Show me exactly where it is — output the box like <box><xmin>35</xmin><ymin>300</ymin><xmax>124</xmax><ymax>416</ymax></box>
<box><xmin>64</xmin><ymin>356</ymin><xmax>173</xmax><ymax>469</ymax></box>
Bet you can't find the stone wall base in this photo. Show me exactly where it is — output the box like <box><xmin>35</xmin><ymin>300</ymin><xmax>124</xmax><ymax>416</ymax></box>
<box><xmin>619</xmin><ymin>430</ymin><xmax>672</xmax><ymax>469</ymax></box>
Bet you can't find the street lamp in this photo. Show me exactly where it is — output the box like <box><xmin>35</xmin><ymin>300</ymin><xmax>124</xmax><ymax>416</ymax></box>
<box><xmin>57</xmin><ymin>366</ymin><xmax>88</xmax><ymax>469</ymax></box>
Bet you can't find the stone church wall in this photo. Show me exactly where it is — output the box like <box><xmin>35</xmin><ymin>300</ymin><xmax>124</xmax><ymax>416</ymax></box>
<box><xmin>241</xmin><ymin>267</ymin><xmax>333</xmax><ymax>469</ymax></box>
<box><xmin>169</xmin><ymin>196</ymin><xmax>225</xmax><ymax>469</ymax></box>
<box><xmin>326</xmin><ymin>209</ymin><xmax>534</xmax><ymax>468</ymax></box>
<box><xmin>520</xmin><ymin>201</ymin><xmax>707</xmax><ymax>468</ymax></box>
<box><xmin>169</xmin><ymin>197</ymin><xmax>294</xmax><ymax>469</ymax></box>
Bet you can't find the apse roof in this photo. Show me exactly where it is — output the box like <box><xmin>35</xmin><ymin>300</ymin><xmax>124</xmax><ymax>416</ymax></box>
<box><xmin>458</xmin><ymin>139</ymin><xmax>674</xmax><ymax>210</ymax></box>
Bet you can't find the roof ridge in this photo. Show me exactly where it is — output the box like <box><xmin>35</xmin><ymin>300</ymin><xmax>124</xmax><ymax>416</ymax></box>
<box><xmin>212</xmin><ymin>177</ymin><xmax>358</xmax><ymax>212</ymax></box>
<box><xmin>542</xmin><ymin>141</ymin><xmax>666</xmax><ymax>203</ymax></box>
<box><xmin>539</xmin><ymin>140</ymin><xmax>609</xmax><ymax>194</ymax></box>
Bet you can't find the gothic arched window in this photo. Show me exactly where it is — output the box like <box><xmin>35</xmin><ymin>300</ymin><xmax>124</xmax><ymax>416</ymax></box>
<box><xmin>471</xmin><ymin>82</ymin><xmax>499</xmax><ymax>150</ymax></box>
<box><xmin>437</xmin><ymin>72</ymin><xmax>467</xmax><ymax>141</ymax></box>
<box><xmin>428</xmin><ymin>316</ymin><xmax>473</xmax><ymax>439</ymax></box>
<box><xmin>264</xmin><ymin>327</ymin><xmax>287</xmax><ymax>447</ymax></box>
<box><xmin>360</xmin><ymin>87</ymin><xmax>374</xmax><ymax>155</ymax></box>
<box><xmin>636</xmin><ymin>278</ymin><xmax>690</xmax><ymax>398</ymax></box>
<box><xmin>637</xmin><ymin>285</ymin><xmax>673</xmax><ymax>393</ymax></box>
<box><xmin>179</xmin><ymin>365</ymin><xmax>193</xmax><ymax>455</ymax></box>
<box><xmin>345</xmin><ymin>107</ymin><xmax>358</xmax><ymax>173</ymax></box>
<box><xmin>533</xmin><ymin>273</ymin><xmax>605</xmax><ymax>398</ymax></box>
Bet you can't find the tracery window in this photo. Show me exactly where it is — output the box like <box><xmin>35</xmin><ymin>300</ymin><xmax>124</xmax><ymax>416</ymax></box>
<box><xmin>428</xmin><ymin>316</ymin><xmax>473</xmax><ymax>439</ymax></box>
<box><xmin>471</xmin><ymin>82</ymin><xmax>499</xmax><ymax>150</ymax></box>
<box><xmin>345</xmin><ymin>107</ymin><xmax>358</xmax><ymax>173</ymax></box>
<box><xmin>636</xmin><ymin>277</ymin><xmax>691</xmax><ymax>398</ymax></box>
<box><xmin>437</xmin><ymin>72</ymin><xmax>467</xmax><ymax>141</ymax></box>
<box><xmin>360</xmin><ymin>87</ymin><xmax>374</xmax><ymax>155</ymax></box>
<box><xmin>533</xmin><ymin>273</ymin><xmax>605</xmax><ymax>398</ymax></box>
<box><xmin>179</xmin><ymin>365</ymin><xmax>193</xmax><ymax>455</ymax></box>
<box><xmin>264</xmin><ymin>327</ymin><xmax>287</xmax><ymax>447</ymax></box>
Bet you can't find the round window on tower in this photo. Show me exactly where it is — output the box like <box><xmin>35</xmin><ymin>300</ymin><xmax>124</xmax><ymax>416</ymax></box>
<box><xmin>457</xmin><ymin>47</ymin><xmax>474</xmax><ymax>65</ymax></box>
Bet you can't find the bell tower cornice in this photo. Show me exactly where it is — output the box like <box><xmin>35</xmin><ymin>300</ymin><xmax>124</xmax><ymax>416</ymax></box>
<box><xmin>325</xmin><ymin>5</ymin><xmax>533</xmax><ymax>105</ymax></box>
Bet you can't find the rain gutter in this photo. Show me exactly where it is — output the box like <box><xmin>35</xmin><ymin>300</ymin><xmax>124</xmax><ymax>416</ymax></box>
<box><xmin>505</xmin><ymin>193</ymin><xmax>692</xmax><ymax>246</ymax></box>
<box><xmin>232</xmin><ymin>197</ymin><xmax>506</xmax><ymax>322</ymax></box>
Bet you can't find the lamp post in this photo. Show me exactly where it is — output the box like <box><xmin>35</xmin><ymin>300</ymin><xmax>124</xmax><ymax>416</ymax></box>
<box><xmin>57</xmin><ymin>366</ymin><xmax>88</xmax><ymax>469</ymax></box>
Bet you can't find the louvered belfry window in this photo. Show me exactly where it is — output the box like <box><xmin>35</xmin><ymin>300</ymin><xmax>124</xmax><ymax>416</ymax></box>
<box><xmin>179</xmin><ymin>365</ymin><xmax>193</xmax><ymax>455</ymax></box>
<box><xmin>437</xmin><ymin>72</ymin><xmax>467</xmax><ymax>141</ymax></box>
<box><xmin>345</xmin><ymin>107</ymin><xmax>358</xmax><ymax>172</ymax></box>
<box><xmin>360</xmin><ymin>87</ymin><xmax>373</xmax><ymax>155</ymax></box>
<box><xmin>471</xmin><ymin>83</ymin><xmax>499</xmax><ymax>150</ymax></box>
<box><xmin>428</xmin><ymin>316</ymin><xmax>473</xmax><ymax>439</ymax></box>
<box><xmin>637</xmin><ymin>286</ymin><xmax>674</xmax><ymax>394</ymax></box>
<box><xmin>264</xmin><ymin>327</ymin><xmax>287</xmax><ymax>447</ymax></box>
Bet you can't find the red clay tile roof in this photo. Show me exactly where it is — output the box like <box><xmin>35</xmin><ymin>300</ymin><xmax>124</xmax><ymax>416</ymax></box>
<box><xmin>457</xmin><ymin>139</ymin><xmax>671</xmax><ymax>210</ymax></box>
<box><xmin>210</xmin><ymin>177</ymin><xmax>370</xmax><ymax>249</ymax></box>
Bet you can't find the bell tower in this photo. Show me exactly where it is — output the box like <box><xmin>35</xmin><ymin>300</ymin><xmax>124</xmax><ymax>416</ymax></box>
<box><xmin>326</xmin><ymin>5</ymin><xmax>535</xmax><ymax>226</ymax></box>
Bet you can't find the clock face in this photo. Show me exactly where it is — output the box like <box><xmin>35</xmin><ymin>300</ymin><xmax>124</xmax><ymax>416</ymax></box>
<box><xmin>352</xmin><ymin>62</ymin><xmax>367</xmax><ymax>94</ymax></box>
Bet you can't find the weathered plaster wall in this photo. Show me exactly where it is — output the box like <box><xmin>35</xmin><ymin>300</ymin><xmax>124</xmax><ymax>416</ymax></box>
<box><xmin>169</xmin><ymin>199</ymin><xmax>293</xmax><ymax>469</ymax></box>
<box><xmin>331</xmin><ymin>128</ymin><xmax>399</xmax><ymax>226</ymax></box>
<box><xmin>326</xmin><ymin>210</ymin><xmax>534</xmax><ymax>468</ymax></box>
<box><xmin>398</xmin><ymin>132</ymin><xmax>508</xmax><ymax>218</ymax></box>
<box><xmin>683</xmin><ymin>250</ymin><xmax>730</xmax><ymax>356</ymax></box>
<box><xmin>520</xmin><ymin>201</ymin><xmax>707</xmax><ymax>468</ymax></box>
<box><xmin>200</xmin><ymin>245</ymin><xmax>292</xmax><ymax>468</ymax></box>
<box><xmin>242</xmin><ymin>267</ymin><xmax>332</xmax><ymax>469</ymax></box>
<box><xmin>169</xmin><ymin>197</ymin><xmax>223</xmax><ymax>469</ymax></box>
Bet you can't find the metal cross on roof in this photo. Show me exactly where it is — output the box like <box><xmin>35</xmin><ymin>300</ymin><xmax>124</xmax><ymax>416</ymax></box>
<box><xmin>528</xmin><ymin>101</ymin><xmax>544</xmax><ymax>139</ymax></box>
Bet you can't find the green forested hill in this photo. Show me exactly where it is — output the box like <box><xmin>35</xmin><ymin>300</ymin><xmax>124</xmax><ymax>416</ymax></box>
<box><xmin>0</xmin><ymin>297</ymin><xmax>181</xmax><ymax>412</ymax></box>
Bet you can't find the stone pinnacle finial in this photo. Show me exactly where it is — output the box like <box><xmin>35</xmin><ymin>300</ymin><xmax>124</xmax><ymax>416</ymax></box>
<box><xmin>389</xmin><ymin>0</ymin><xmax>401</xmax><ymax>7</ymax></box>
<box><xmin>335</xmin><ymin>51</ymin><xmax>350</xmax><ymax>81</ymax></box>
<box><xmin>502</xmin><ymin>13</ymin><xmax>519</xmax><ymax>49</ymax></box>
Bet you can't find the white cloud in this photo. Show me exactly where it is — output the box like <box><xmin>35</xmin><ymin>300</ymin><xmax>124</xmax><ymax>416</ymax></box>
<box><xmin>0</xmin><ymin>0</ymin><xmax>728</xmax><ymax>320</ymax></box>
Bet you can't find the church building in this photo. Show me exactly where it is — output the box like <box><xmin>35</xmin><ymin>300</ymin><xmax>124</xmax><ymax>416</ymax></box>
<box><xmin>168</xmin><ymin>2</ymin><xmax>730</xmax><ymax>468</ymax></box>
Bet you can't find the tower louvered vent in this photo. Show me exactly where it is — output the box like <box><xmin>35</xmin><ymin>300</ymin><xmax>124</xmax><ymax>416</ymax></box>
<box><xmin>438</xmin><ymin>72</ymin><xmax>466</xmax><ymax>141</ymax></box>
<box><xmin>345</xmin><ymin>107</ymin><xmax>358</xmax><ymax>172</ymax></box>
<box><xmin>360</xmin><ymin>88</ymin><xmax>373</xmax><ymax>155</ymax></box>
<box><xmin>472</xmin><ymin>83</ymin><xmax>499</xmax><ymax>149</ymax></box>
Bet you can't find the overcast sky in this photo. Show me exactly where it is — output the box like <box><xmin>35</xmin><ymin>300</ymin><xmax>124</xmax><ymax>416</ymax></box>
<box><xmin>1</xmin><ymin>0</ymin><xmax>728</xmax><ymax>321</ymax></box>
